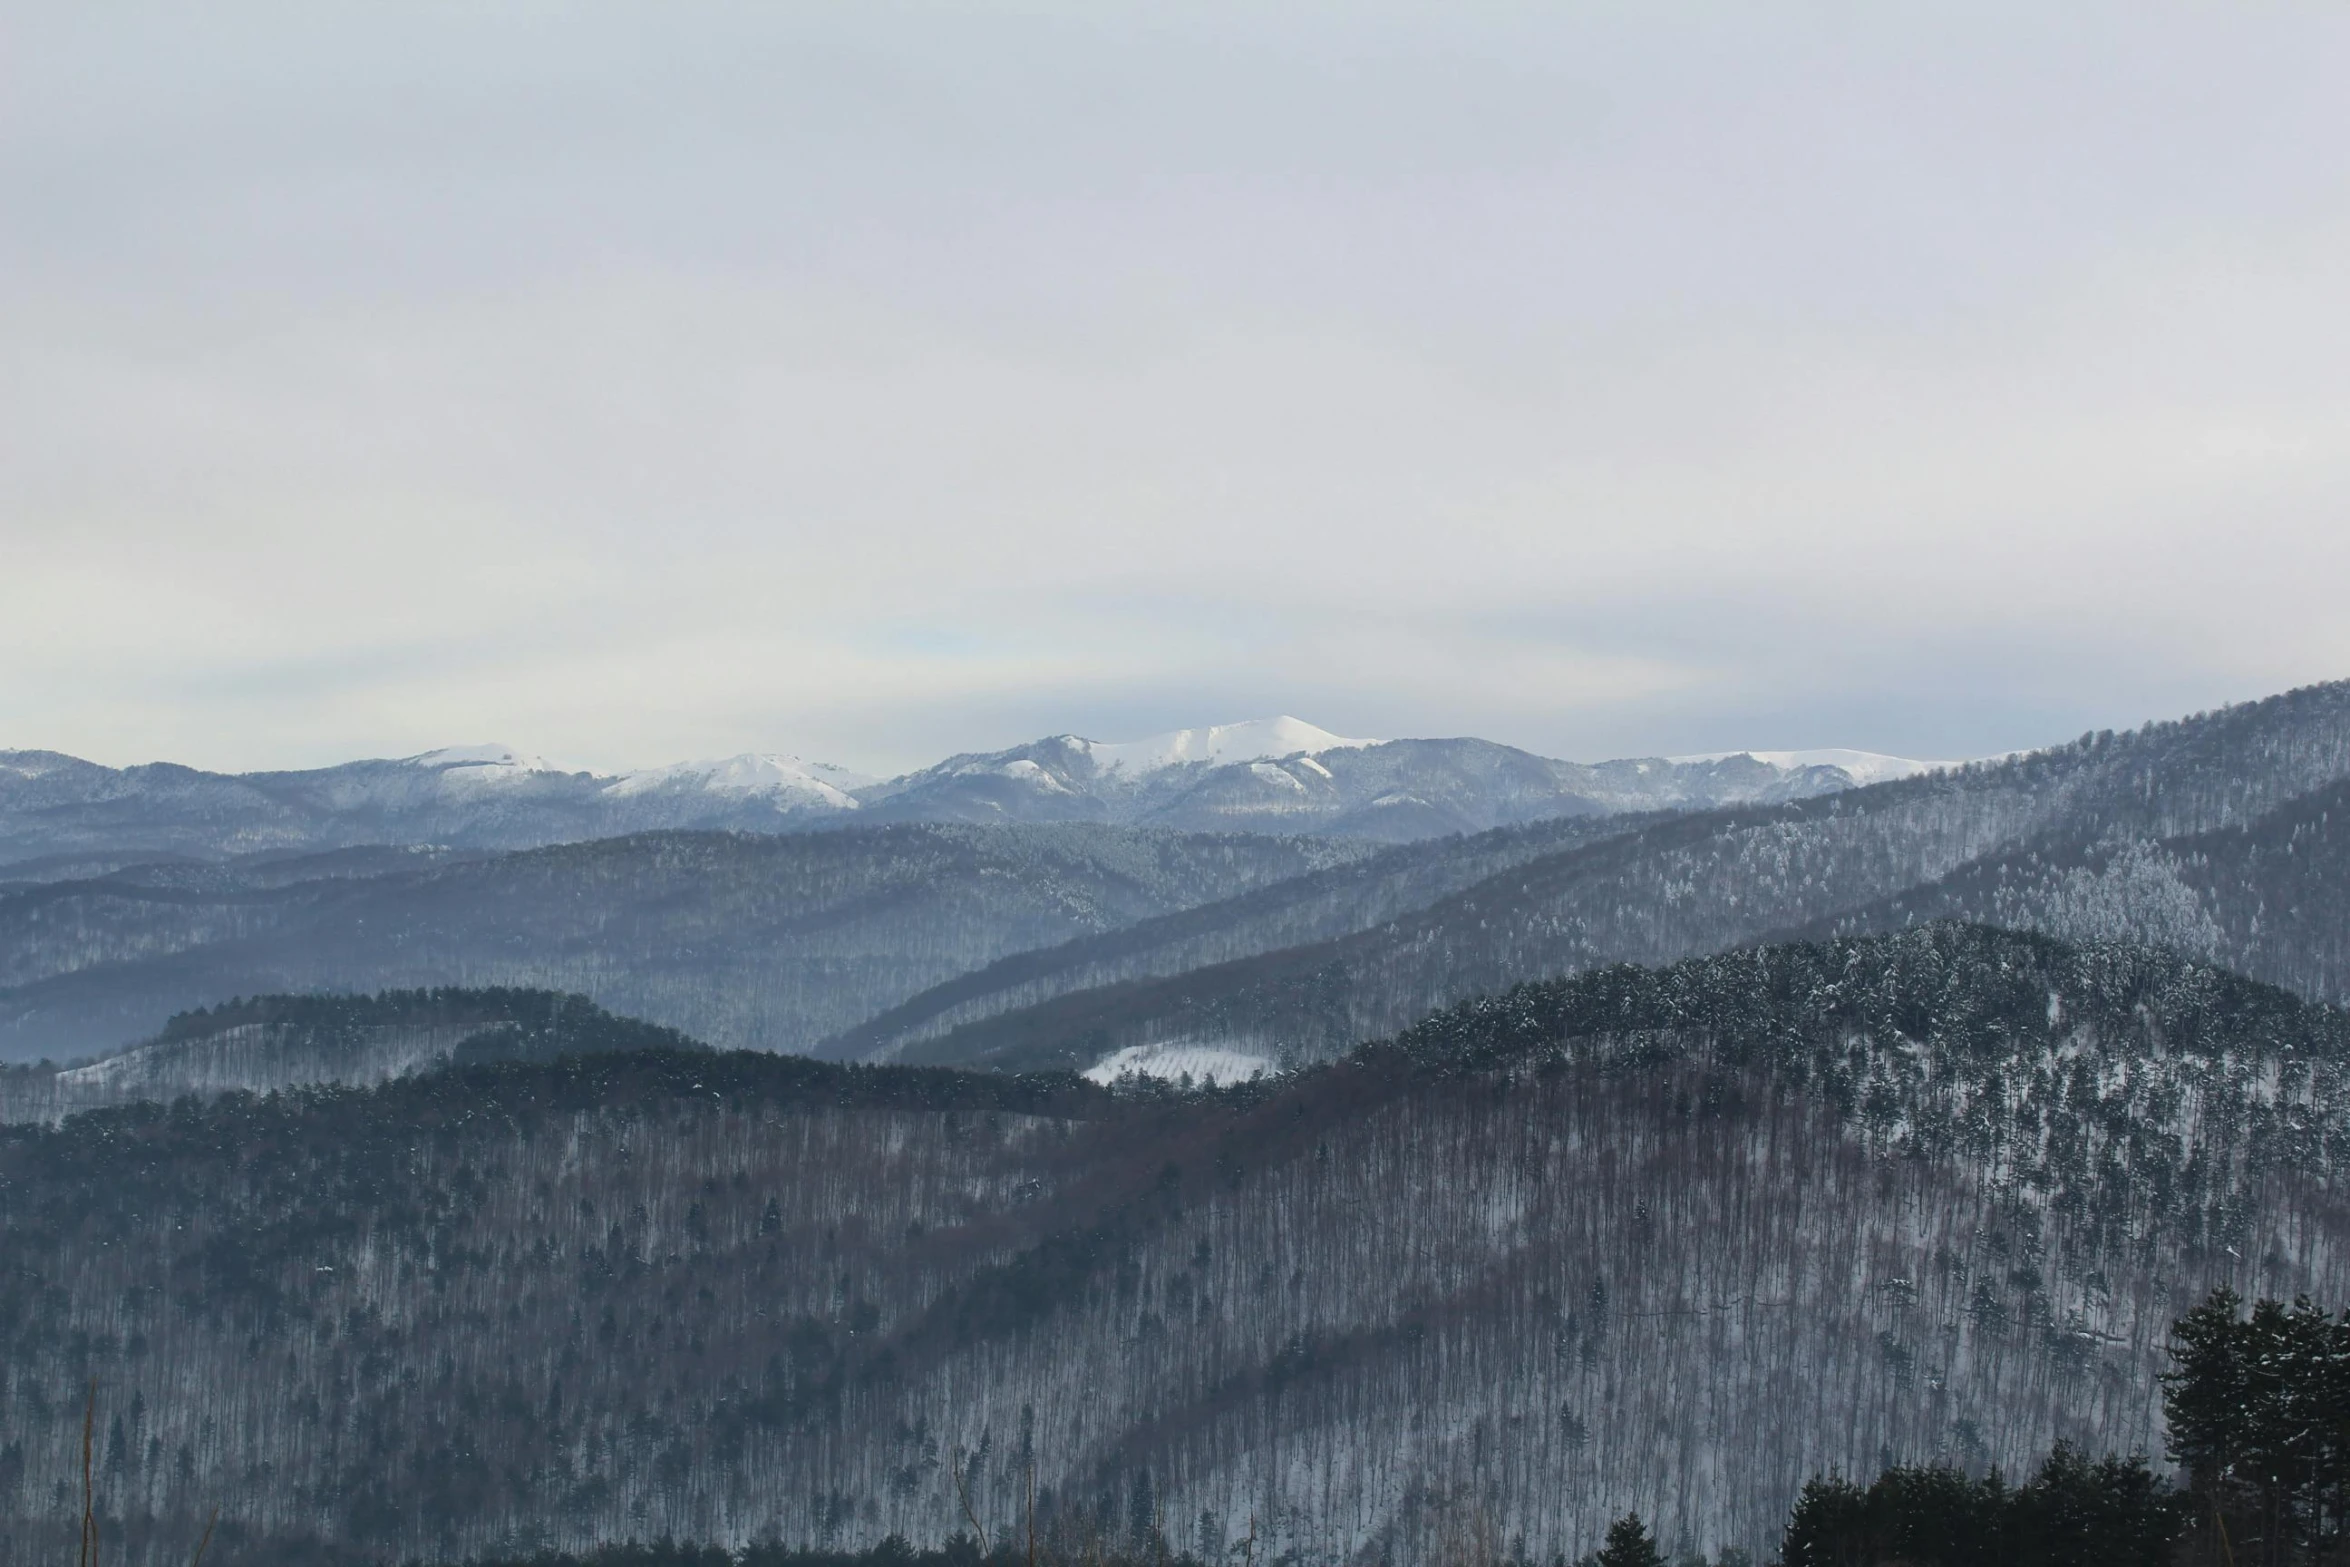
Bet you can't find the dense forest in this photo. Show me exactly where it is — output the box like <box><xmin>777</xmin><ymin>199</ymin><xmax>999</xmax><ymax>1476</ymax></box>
<box><xmin>4</xmin><ymin>925</ymin><xmax>2347</xmax><ymax>1564</ymax></box>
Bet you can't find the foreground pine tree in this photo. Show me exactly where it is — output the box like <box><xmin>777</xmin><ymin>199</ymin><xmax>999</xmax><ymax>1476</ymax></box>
<box><xmin>1593</xmin><ymin>1512</ymin><xmax>1665</xmax><ymax>1567</ymax></box>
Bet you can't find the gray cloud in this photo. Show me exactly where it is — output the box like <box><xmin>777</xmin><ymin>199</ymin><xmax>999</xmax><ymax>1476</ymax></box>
<box><xmin>3</xmin><ymin>4</ymin><xmax>2346</xmax><ymax>773</ymax></box>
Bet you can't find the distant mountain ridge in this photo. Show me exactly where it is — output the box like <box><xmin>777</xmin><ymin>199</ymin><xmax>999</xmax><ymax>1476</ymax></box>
<box><xmin>856</xmin><ymin>728</ymin><xmax>1888</xmax><ymax>839</ymax></box>
<box><xmin>0</xmin><ymin>719</ymin><xmax>1943</xmax><ymax>865</ymax></box>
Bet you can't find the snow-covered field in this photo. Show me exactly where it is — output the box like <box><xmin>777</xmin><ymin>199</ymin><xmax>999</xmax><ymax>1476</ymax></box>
<box><xmin>1082</xmin><ymin>1040</ymin><xmax>1279</xmax><ymax>1086</ymax></box>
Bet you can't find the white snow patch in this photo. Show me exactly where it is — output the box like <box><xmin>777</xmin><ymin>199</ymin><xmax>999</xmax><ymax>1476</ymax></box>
<box><xmin>990</xmin><ymin>757</ymin><xmax>1074</xmax><ymax>793</ymax></box>
<box><xmin>1083</xmin><ymin>1042</ymin><xmax>1279</xmax><ymax>1087</ymax></box>
<box><xmin>408</xmin><ymin>743</ymin><xmax>549</xmax><ymax>769</ymax></box>
<box><xmin>1081</xmin><ymin>717</ymin><xmax>1374</xmax><ymax>776</ymax></box>
<box><xmin>1671</xmin><ymin>748</ymin><xmax>1955</xmax><ymax>786</ymax></box>
<box><xmin>1248</xmin><ymin>760</ymin><xmax>1310</xmax><ymax>793</ymax></box>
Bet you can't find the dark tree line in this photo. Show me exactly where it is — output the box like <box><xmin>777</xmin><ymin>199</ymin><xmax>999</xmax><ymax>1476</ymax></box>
<box><xmin>1776</xmin><ymin>1445</ymin><xmax>2182</xmax><ymax>1566</ymax></box>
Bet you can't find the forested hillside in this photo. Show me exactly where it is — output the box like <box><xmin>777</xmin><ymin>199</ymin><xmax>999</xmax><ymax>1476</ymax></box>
<box><xmin>1812</xmin><ymin>772</ymin><xmax>2350</xmax><ymax>1006</ymax></box>
<box><xmin>0</xmin><ymin>826</ymin><xmax>1367</xmax><ymax>1062</ymax></box>
<box><xmin>4</xmin><ymin>926</ymin><xmax>2344</xmax><ymax>1566</ymax></box>
<box><xmin>893</xmin><ymin>681</ymin><xmax>2350</xmax><ymax>1072</ymax></box>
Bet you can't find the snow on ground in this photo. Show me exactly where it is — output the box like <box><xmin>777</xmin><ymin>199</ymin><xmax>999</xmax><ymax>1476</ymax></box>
<box><xmin>1672</xmin><ymin>748</ymin><xmax>1955</xmax><ymax>786</ymax></box>
<box><xmin>982</xmin><ymin>757</ymin><xmax>1074</xmax><ymax>792</ymax></box>
<box><xmin>1248</xmin><ymin>760</ymin><xmax>1311</xmax><ymax>792</ymax></box>
<box><xmin>1083</xmin><ymin>716</ymin><xmax>1375</xmax><ymax>776</ymax></box>
<box><xmin>1083</xmin><ymin>1041</ymin><xmax>1280</xmax><ymax>1087</ymax></box>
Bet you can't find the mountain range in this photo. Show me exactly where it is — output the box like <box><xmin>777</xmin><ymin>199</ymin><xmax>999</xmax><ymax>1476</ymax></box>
<box><xmin>0</xmin><ymin>719</ymin><xmax>1936</xmax><ymax>868</ymax></box>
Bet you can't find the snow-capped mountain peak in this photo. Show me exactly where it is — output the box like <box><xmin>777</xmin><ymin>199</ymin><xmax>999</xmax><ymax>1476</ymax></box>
<box><xmin>1083</xmin><ymin>717</ymin><xmax>1374</xmax><ymax>777</ymax></box>
<box><xmin>607</xmin><ymin>754</ymin><xmax>872</xmax><ymax>808</ymax></box>
<box><xmin>404</xmin><ymin>744</ymin><xmax>563</xmax><ymax>785</ymax></box>
<box><xmin>407</xmin><ymin>743</ymin><xmax>557</xmax><ymax>772</ymax></box>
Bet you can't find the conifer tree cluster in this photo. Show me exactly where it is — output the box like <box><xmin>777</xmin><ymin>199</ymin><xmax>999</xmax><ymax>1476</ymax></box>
<box><xmin>2164</xmin><ymin>1287</ymin><xmax>2350</xmax><ymax>1565</ymax></box>
<box><xmin>1776</xmin><ymin>1445</ymin><xmax>2181</xmax><ymax>1566</ymax></box>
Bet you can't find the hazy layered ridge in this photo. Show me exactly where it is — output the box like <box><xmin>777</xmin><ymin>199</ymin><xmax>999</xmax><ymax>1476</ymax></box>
<box><xmin>895</xmin><ymin>679</ymin><xmax>2350</xmax><ymax>1071</ymax></box>
<box><xmin>1</xmin><ymin>928</ymin><xmax>2343</xmax><ymax>1565</ymax></box>
<box><xmin>0</xmin><ymin>825</ymin><xmax>1368</xmax><ymax>1062</ymax></box>
<box><xmin>821</xmin><ymin>813</ymin><xmax>1642</xmax><ymax>1063</ymax></box>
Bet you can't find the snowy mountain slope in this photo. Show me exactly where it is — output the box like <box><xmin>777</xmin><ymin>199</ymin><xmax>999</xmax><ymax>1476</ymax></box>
<box><xmin>608</xmin><ymin>753</ymin><xmax>874</xmax><ymax>809</ymax></box>
<box><xmin>1082</xmin><ymin>715</ymin><xmax>1373</xmax><ymax>775</ymax></box>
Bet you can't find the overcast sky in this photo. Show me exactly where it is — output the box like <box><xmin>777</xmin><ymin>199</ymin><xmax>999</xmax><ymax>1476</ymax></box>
<box><xmin>5</xmin><ymin>4</ymin><xmax>2348</xmax><ymax>775</ymax></box>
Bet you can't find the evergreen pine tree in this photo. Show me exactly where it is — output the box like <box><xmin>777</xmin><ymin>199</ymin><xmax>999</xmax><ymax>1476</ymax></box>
<box><xmin>1594</xmin><ymin>1512</ymin><xmax>1665</xmax><ymax>1567</ymax></box>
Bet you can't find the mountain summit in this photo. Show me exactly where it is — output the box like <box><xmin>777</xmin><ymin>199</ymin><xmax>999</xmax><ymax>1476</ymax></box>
<box><xmin>1078</xmin><ymin>716</ymin><xmax>1375</xmax><ymax>775</ymax></box>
